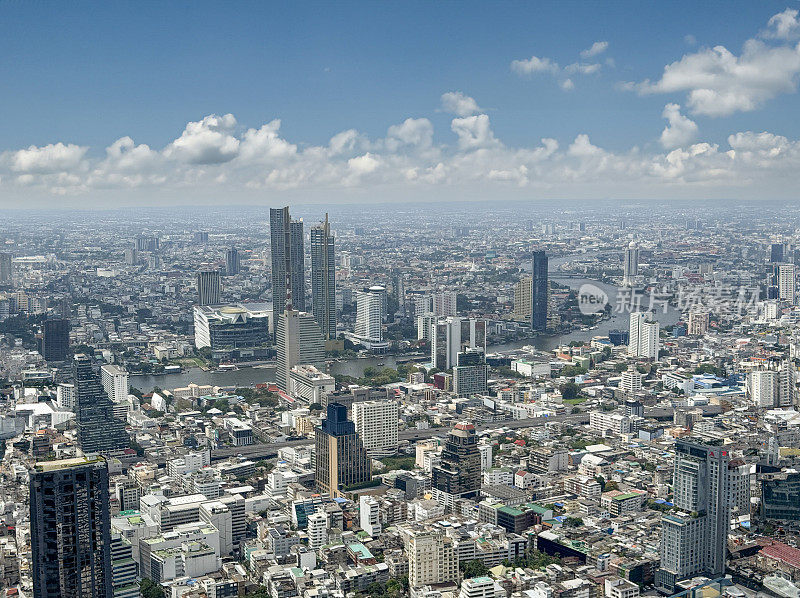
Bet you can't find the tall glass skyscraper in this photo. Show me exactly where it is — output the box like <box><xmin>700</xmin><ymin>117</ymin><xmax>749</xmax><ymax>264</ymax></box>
<box><xmin>30</xmin><ymin>457</ymin><xmax>113</xmax><ymax>598</ymax></box>
<box><xmin>531</xmin><ymin>250</ymin><xmax>548</xmax><ymax>331</ymax></box>
<box><xmin>42</xmin><ymin>318</ymin><xmax>70</xmax><ymax>361</ymax></box>
<box><xmin>73</xmin><ymin>354</ymin><xmax>129</xmax><ymax>454</ymax></box>
<box><xmin>225</xmin><ymin>247</ymin><xmax>240</xmax><ymax>276</ymax></box>
<box><xmin>315</xmin><ymin>403</ymin><xmax>371</xmax><ymax>496</ymax></box>
<box><xmin>270</xmin><ymin>206</ymin><xmax>305</xmax><ymax>332</ymax></box>
<box><xmin>311</xmin><ymin>214</ymin><xmax>336</xmax><ymax>340</ymax></box>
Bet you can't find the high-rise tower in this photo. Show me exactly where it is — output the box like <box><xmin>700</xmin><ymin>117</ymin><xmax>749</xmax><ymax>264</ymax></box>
<box><xmin>315</xmin><ymin>403</ymin><xmax>371</xmax><ymax>496</ymax></box>
<box><xmin>275</xmin><ymin>309</ymin><xmax>325</xmax><ymax>393</ymax></box>
<box><xmin>311</xmin><ymin>214</ymin><xmax>336</xmax><ymax>340</ymax></box>
<box><xmin>73</xmin><ymin>354</ymin><xmax>129</xmax><ymax>454</ymax></box>
<box><xmin>30</xmin><ymin>457</ymin><xmax>113</xmax><ymax>598</ymax></box>
<box><xmin>196</xmin><ymin>270</ymin><xmax>221</xmax><ymax>306</ymax></box>
<box><xmin>270</xmin><ymin>206</ymin><xmax>305</xmax><ymax>333</ymax></box>
<box><xmin>225</xmin><ymin>247</ymin><xmax>240</xmax><ymax>276</ymax></box>
<box><xmin>623</xmin><ymin>241</ymin><xmax>639</xmax><ymax>286</ymax></box>
<box><xmin>42</xmin><ymin>318</ymin><xmax>70</xmax><ymax>361</ymax></box>
<box><xmin>432</xmin><ymin>422</ymin><xmax>481</xmax><ymax>509</ymax></box>
<box><xmin>531</xmin><ymin>251</ymin><xmax>548</xmax><ymax>331</ymax></box>
<box><xmin>656</xmin><ymin>439</ymin><xmax>743</xmax><ymax>593</ymax></box>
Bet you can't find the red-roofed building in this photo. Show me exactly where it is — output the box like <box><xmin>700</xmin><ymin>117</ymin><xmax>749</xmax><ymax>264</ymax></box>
<box><xmin>759</xmin><ymin>541</ymin><xmax>800</xmax><ymax>580</ymax></box>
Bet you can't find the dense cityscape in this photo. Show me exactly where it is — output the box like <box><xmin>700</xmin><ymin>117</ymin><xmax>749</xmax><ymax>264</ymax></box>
<box><xmin>0</xmin><ymin>200</ymin><xmax>799</xmax><ymax>598</ymax></box>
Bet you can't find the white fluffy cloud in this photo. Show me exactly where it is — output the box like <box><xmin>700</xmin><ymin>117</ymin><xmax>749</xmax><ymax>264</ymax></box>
<box><xmin>580</xmin><ymin>41</ymin><xmax>608</xmax><ymax>58</ymax></box>
<box><xmin>450</xmin><ymin>114</ymin><xmax>500</xmax><ymax>150</ymax></box>
<box><xmin>511</xmin><ymin>55</ymin><xmax>560</xmax><ymax>75</ymax></box>
<box><xmin>440</xmin><ymin>92</ymin><xmax>483</xmax><ymax>117</ymax></box>
<box><xmin>761</xmin><ymin>8</ymin><xmax>800</xmax><ymax>40</ymax></box>
<box><xmin>3</xmin><ymin>109</ymin><xmax>800</xmax><ymax>203</ymax></box>
<box><xmin>633</xmin><ymin>10</ymin><xmax>800</xmax><ymax>116</ymax></box>
<box><xmin>165</xmin><ymin>113</ymin><xmax>240</xmax><ymax>164</ymax></box>
<box><xmin>10</xmin><ymin>142</ymin><xmax>87</xmax><ymax>174</ymax></box>
<box><xmin>512</xmin><ymin>46</ymin><xmax>604</xmax><ymax>88</ymax></box>
<box><xmin>659</xmin><ymin>103</ymin><xmax>699</xmax><ymax>149</ymax></box>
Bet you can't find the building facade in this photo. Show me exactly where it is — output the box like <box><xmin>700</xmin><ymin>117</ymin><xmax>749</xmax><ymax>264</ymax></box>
<box><xmin>30</xmin><ymin>457</ymin><xmax>113</xmax><ymax>598</ymax></box>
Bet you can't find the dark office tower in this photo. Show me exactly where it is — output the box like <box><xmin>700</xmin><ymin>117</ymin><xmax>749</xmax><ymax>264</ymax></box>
<box><xmin>42</xmin><ymin>318</ymin><xmax>70</xmax><ymax>361</ymax></box>
<box><xmin>270</xmin><ymin>206</ymin><xmax>306</xmax><ymax>329</ymax></box>
<box><xmin>194</xmin><ymin>231</ymin><xmax>209</xmax><ymax>243</ymax></box>
<box><xmin>226</xmin><ymin>247</ymin><xmax>240</xmax><ymax>276</ymax></box>
<box><xmin>531</xmin><ymin>251</ymin><xmax>549</xmax><ymax>331</ymax></box>
<box><xmin>315</xmin><ymin>403</ymin><xmax>371</xmax><ymax>496</ymax></box>
<box><xmin>30</xmin><ymin>457</ymin><xmax>113</xmax><ymax>598</ymax></box>
<box><xmin>196</xmin><ymin>270</ymin><xmax>221</xmax><ymax>306</ymax></box>
<box><xmin>73</xmin><ymin>354</ymin><xmax>129</xmax><ymax>454</ymax></box>
<box><xmin>0</xmin><ymin>252</ymin><xmax>12</xmax><ymax>285</ymax></box>
<box><xmin>311</xmin><ymin>214</ymin><xmax>336</xmax><ymax>340</ymax></box>
<box><xmin>432</xmin><ymin>422</ymin><xmax>481</xmax><ymax>503</ymax></box>
<box><xmin>770</xmin><ymin>242</ymin><xmax>786</xmax><ymax>263</ymax></box>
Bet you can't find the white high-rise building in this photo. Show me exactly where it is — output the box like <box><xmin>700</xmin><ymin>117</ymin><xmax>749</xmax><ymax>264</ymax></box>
<box><xmin>275</xmin><ymin>309</ymin><xmax>325</xmax><ymax>393</ymax></box>
<box><xmin>307</xmin><ymin>511</ymin><xmax>328</xmax><ymax>550</ymax></box>
<box><xmin>353</xmin><ymin>286</ymin><xmax>387</xmax><ymax>348</ymax></box>
<box><xmin>628</xmin><ymin>311</ymin><xmax>659</xmax><ymax>359</ymax></box>
<box><xmin>352</xmin><ymin>400</ymin><xmax>399</xmax><ymax>457</ymax></box>
<box><xmin>199</xmin><ymin>501</ymin><xmax>233</xmax><ymax>555</ymax></box>
<box><xmin>620</xmin><ymin>366</ymin><xmax>644</xmax><ymax>395</ymax></box>
<box><xmin>359</xmin><ymin>495</ymin><xmax>381</xmax><ymax>537</ymax></box>
<box><xmin>778</xmin><ymin>263</ymin><xmax>796</xmax><ymax>304</ymax></box>
<box><xmin>656</xmin><ymin>440</ymin><xmax>738</xmax><ymax>593</ymax></box>
<box><xmin>404</xmin><ymin>528</ymin><xmax>458</xmax><ymax>588</ymax></box>
<box><xmin>623</xmin><ymin>241</ymin><xmax>639</xmax><ymax>286</ymax></box>
<box><xmin>433</xmin><ymin>291</ymin><xmax>458</xmax><ymax>317</ymax></box>
<box><xmin>101</xmin><ymin>364</ymin><xmax>129</xmax><ymax>404</ymax></box>
<box><xmin>748</xmin><ymin>370</ymin><xmax>778</xmax><ymax>407</ymax></box>
<box><xmin>56</xmin><ymin>382</ymin><xmax>75</xmax><ymax>411</ymax></box>
<box><xmin>747</xmin><ymin>361</ymin><xmax>796</xmax><ymax>408</ymax></box>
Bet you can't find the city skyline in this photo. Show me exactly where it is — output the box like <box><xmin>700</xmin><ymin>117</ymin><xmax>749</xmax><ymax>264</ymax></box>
<box><xmin>2</xmin><ymin>2</ymin><xmax>800</xmax><ymax>206</ymax></box>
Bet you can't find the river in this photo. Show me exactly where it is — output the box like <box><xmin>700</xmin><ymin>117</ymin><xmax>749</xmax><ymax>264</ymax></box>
<box><xmin>130</xmin><ymin>255</ymin><xmax>680</xmax><ymax>391</ymax></box>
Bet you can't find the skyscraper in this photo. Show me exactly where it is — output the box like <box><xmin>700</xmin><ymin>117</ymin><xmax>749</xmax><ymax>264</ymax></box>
<box><xmin>623</xmin><ymin>241</ymin><xmax>639</xmax><ymax>286</ymax></box>
<box><xmin>770</xmin><ymin>242</ymin><xmax>786</xmax><ymax>263</ymax></box>
<box><xmin>513</xmin><ymin>277</ymin><xmax>532</xmax><ymax>322</ymax></box>
<box><xmin>315</xmin><ymin>403</ymin><xmax>371</xmax><ymax>496</ymax></box>
<box><xmin>275</xmin><ymin>309</ymin><xmax>325</xmax><ymax>393</ymax></box>
<box><xmin>453</xmin><ymin>349</ymin><xmax>489</xmax><ymax>397</ymax></box>
<box><xmin>776</xmin><ymin>262</ymin><xmax>796</xmax><ymax>304</ymax></box>
<box><xmin>30</xmin><ymin>456</ymin><xmax>113</xmax><ymax>598</ymax></box>
<box><xmin>0</xmin><ymin>252</ymin><xmax>12</xmax><ymax>286</ymax></box>
<box><xmin>431</xmin><ymin>317</ymin><xmax>487</xmax><ymax>370</ymax></box>
<box><xmin>196</xmin><ymin>270</ymin><xmax>221</xmax><ymax>306</ymax></box>
<box><xmin>531</xmin><ymin>251</ymin><xmax>548</xmax><ymax>331</ymax></box>
<box><xmin>656</xmin><ymin>439</ymin><xmax>742</xmax><ymax>593</ymax></box>
<box><xmin>628</xmin><ymin>311</ymin><xmax>659</xmax><ymax>359</ymax></box>
<box><xmin>352</xmin><ymin>399</ymin><xmax>400</xmax><ymax>457</ymax></box>
<box><xmin>270</xmin><ymin>206</ymin><xmax>305</xmax><ymax>332</ymax></box>
<box><xmin>354</xmin><ymin>286</ymin><xmax>385</xmax><ymax>347</ymax></box>
<box><xmin>311</xmin><ymin>214</ymin><xmax>336</xmax><ymax>340</ymax></box>
<box><xmin>42</xmin><ymin>318</ymin><xmax>70</xmax><ymax>361</ymax></box>
<box><xmin>225</xmin><ymin>247</ymin><xmax>240</xmax><ymax>276</ymax></box>
<box><xmin>73</xmin><ymin>354</ymin><xmax>129</xmax><ymax>454</ymax></box>
<box><xmin>432</xmin><ymin>422</ymin><xmax>481</xmax><ymax>509</ymax></box>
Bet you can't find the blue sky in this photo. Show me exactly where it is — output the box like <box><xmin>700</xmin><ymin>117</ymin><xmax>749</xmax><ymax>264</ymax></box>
<box><xmin>1</xmin><ymin>1</ymin><xmax>800</xmax><ymax>206</ymax></box>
